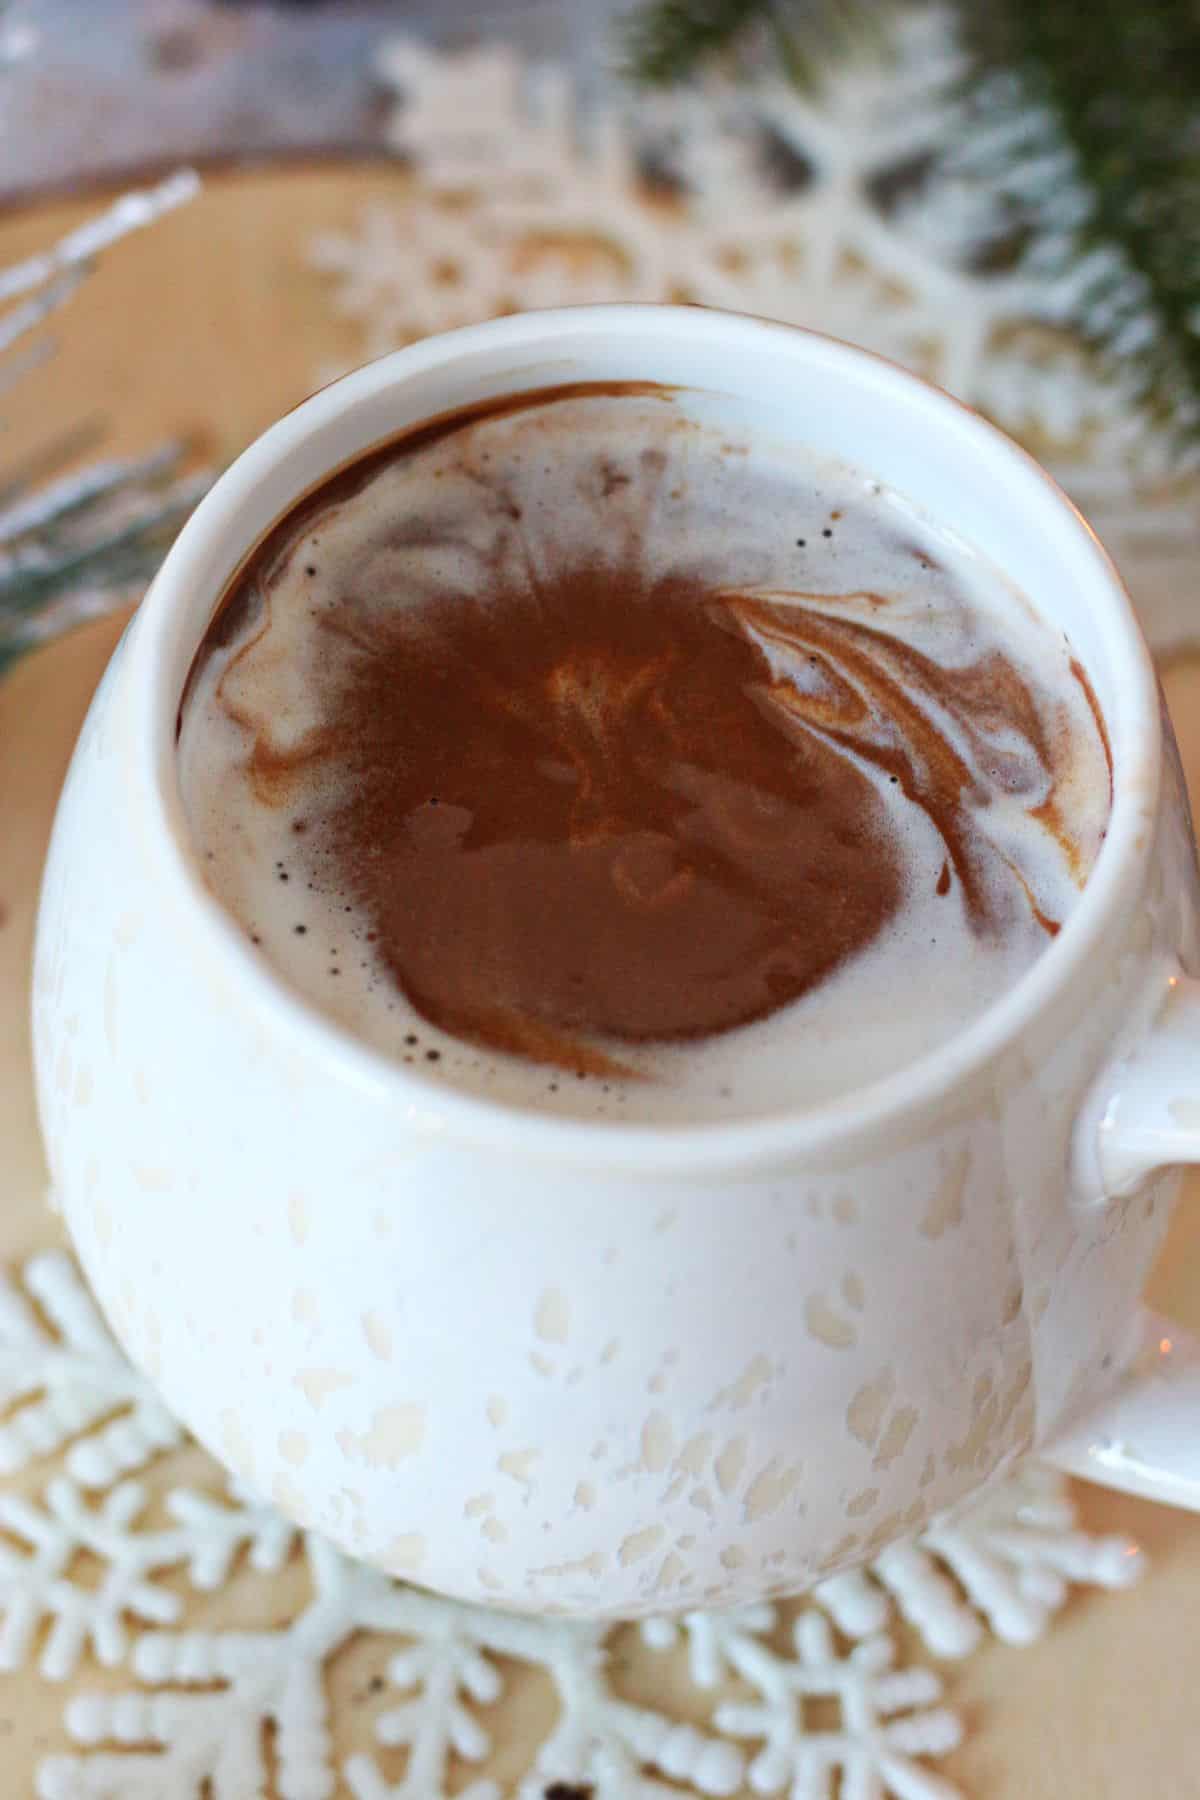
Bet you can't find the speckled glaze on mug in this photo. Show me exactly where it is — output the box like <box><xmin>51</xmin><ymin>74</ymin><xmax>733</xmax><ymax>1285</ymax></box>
<box><xmin>33</xmin><ymin>308</ymin><xmax>1200</xmax><ymax>1618</ymax></box>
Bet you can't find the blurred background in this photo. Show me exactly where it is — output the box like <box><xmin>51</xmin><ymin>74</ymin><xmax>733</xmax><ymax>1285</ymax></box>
<box><xmin>2</xmin><ymin>0</ymin><xmax>619</xmax><ymax>200</ymax></box>
<box><xmin>5</xmin><ymin>0</ymin><xmax>1199</xmax><ymax>664</ymax></box>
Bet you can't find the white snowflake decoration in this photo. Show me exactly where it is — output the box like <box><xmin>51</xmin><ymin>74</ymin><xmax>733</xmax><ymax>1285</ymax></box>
<box><xmin>37</xmin><ymin>1527</ymin><xmax>747</xmax><ymax>1800</ymax></box>
<box><xmin>0</xmin><ymin>1249</ymin><xmax>182</xmax><ymax>1488</ymax></box>
<box><xmin>346</xmin><ymin>1596</ymin><xmax>748</xmax><ymax>1800</ymax></box>
<box><xmin>642</xmin><ymin>1607</ymin><xmax>963</xmax><ymax>1800</ymax></box>
<box><xmin>717</xmin><ymin>1613</ymin><xmax>962</xmax><ymax>1800</ymax></box>
<box><xmin>41</xmin><ymin>1534</ymin><xmax>381</xmax><ymax>1800</ymax></box>
<box><xmin>0</xmin><ymin>1479</ymin><xmax>181</xmax><ymax>1680</ymax></box>
<box><xmin>815</xmin><ymin>1464</ymin><xmax>1143</xmax><ymax>1658</ymax></box>
<box><xmin>0</xmin><ymin>1246</ymin><xmax>1144</xmax><ymax>1799</ymax></box>
<box><xmin>0</xmin><ymin>1474</ymin><xmax>297</xmax><ymax>1682</ymax></box>
<box><xmin>308</xmin><ymin>23</ymin><xmax>1200</xmax><ymax>655</ymax></box>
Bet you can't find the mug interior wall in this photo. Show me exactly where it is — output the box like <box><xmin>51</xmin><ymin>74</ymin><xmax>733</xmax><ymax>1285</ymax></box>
<box><xmin>158</xmin><ymin>314</ymin><xmax>1134</xmax><ymax>782</ymax></box>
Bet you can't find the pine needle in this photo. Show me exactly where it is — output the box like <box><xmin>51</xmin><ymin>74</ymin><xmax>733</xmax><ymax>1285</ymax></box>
<box><xmin>623</xmin><ymin>0</ymin><xmax>889</xmax><ymax>93</ymax></box>
<box><xmin>961</xmin><ymin>0</ymin><xmax>1200</xmax><ymax>450</ymax></box>
<box><xmin>618</xmin><ymin>0</ymin><xmax>1200</xmax><ymax>453</ymax></box>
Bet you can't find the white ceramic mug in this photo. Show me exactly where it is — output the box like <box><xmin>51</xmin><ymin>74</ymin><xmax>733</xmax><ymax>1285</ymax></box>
<box><xmin>32</xmin><ymin>306</ymin><xmax>1200</xmax><ymax>1619</ymax></box>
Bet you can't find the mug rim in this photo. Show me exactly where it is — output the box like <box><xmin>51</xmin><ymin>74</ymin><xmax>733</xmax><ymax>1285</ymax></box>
<box><xmin>127</xmin><ymin>304</ymin><xmax>1161</xmax><ymax>1174</ymax></box>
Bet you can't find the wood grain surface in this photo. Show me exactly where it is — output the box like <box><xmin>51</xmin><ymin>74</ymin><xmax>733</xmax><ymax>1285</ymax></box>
<box><xmin>2</xmin><ymin>167</ymin><xmax>1199</xmax><ymax>1796</ymax></box>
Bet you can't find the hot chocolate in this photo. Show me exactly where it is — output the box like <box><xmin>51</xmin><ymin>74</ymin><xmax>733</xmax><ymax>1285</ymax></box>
<box><xmin>177</xmin><ymin>385</ymin><xmax>1111</xmax><ymax>1122</ymax></box>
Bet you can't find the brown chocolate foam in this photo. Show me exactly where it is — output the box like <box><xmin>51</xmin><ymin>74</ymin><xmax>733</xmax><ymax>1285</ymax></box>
<box><xmin>312</xmin><ymin>566</ymin><xmax>906</xmax><ymax>1067</ymax></box>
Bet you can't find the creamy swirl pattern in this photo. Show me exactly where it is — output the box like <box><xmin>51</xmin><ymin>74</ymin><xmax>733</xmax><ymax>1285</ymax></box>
<box><xmin>178</xmin><ymin>388</ymin><xmax>1111</xmax><ymax>1122</ymax></box>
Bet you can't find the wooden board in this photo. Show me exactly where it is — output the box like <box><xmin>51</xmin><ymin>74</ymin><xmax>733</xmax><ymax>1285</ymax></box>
<box><xmin>3</xmin><ymin>166</ymin><xmax>1200</xmax><ymax>1796</ymax></box>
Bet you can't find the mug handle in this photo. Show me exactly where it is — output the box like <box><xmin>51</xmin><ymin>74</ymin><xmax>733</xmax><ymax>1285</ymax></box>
<box><xmin>1047</xmin><ymin>964</ymin><xmax>1200</xmax><ymax>1507</ymax></box>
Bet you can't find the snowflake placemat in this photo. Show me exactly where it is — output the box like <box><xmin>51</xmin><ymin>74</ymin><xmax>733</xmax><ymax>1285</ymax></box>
<box><xmin>309</xmin><ymin>19</ymin><xmax>1200</xmax><ymax>659</ymax></box>
<box><xmin>0</xmin><ymin>1246</ymin><xmax>1140</xmax><ymax>1800</ymax></box>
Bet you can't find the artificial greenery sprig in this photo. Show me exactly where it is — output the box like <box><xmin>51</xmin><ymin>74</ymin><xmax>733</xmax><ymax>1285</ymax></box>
<box><xmin>622</xmin><ymin>0</ymin><xmax>892</xmax><ymax>92</ymax></box>
<box><xmin>623</xmin><ymin>0</ymin><xmax>1200</xmax><ymax>454</ymax></box>
<box><xmin>962</xmin><ymin>0</ymin><xmax>1200</xmax><ymax>448</ymax></box>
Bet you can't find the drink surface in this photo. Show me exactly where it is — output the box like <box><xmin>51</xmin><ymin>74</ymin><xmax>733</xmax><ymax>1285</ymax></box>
<box><xmin>177</xmin><ymin>386</ymin><xmax>1111</xmax><ymax>1124</ymax></box>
